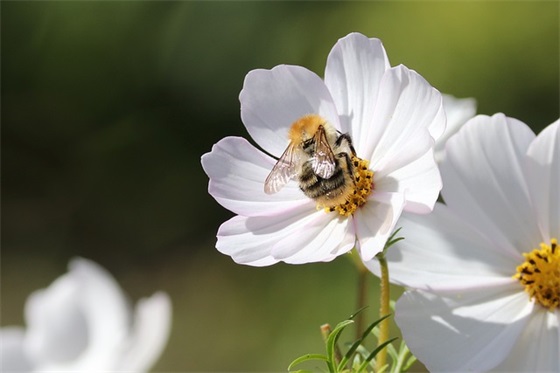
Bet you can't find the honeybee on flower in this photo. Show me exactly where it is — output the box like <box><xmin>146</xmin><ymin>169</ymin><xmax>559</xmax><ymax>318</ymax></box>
<box><xmin>202</xmin><ymin>32</ymin><xmax>446</xmax><ymax>265</ymax></box>
<box><xmin>264</xmin><ymin>114</ymin><xmax>373</xmax><ymax>217</ymax></box>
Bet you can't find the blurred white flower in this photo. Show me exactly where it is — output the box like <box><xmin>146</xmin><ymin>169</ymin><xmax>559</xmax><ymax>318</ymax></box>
<box><xmin>367</xmin><ymin>114</ymin><xmax>559</xmax><ymax>371</ymax></box>
<box><xmin>201</xmin><ymin>32</ymin><xmax>445</xmax><ymax>265</ymax></box>
<box><xmin>435</xmin><ymin>94</ymin><xmax>477</xmax><ymax>163</ymax></box>
<box><xmin>1</xmin><ymin>258</ymin><xmax>172</xmax><ymax>372</ymax></box>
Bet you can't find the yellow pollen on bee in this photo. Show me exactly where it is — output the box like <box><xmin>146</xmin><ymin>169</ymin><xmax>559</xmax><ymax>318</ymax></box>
<box><xmin>324</xmin><ymin>156</ymin><xmax>374</xmax><ymax>217</ymax></box>
<box><xmin>514</xmin><ymin>238</ymin><xmax>560</xmax><ymax>311</ymax></box>
<box><xmin>288</xmin><ymin>114</ymin><xmax>323</xmax><ymax>143</ymax></box>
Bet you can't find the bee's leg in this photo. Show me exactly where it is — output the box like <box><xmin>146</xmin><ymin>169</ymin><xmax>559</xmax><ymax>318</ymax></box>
<box><xmin>335</xmin><ymin>133</ymin><xmax>356</xmax><ymax>156</ymax></box>
<box><xmin>337</xmin><ymin>152</ymin><xmax>355</xmax><ymax>185</ymax></box>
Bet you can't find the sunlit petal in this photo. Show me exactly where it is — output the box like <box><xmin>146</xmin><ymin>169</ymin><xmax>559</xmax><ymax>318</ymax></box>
<box><xmin>494</xmin><ymin>308</ymin><xmax>560</xmax><ymax>371</ymax></box>
<box><xmin>396</xmin><ymin>289</ymin><xmax>532</xmax><ymax>372</ymax></box>
<box><xmin>272</xmin><ymin>213</ymin><xmax>354</xmax><ymax>264</ymax></box>
<box><xmin>202</xmin><ymin>136</ymin><xmax>309</xmax><ymax>217</ymax></box>
<box><xmin>217</xmin><ymin>206</ymin><xmax>351</xmax><ymax>265</ymax></box>
<box><xmin>240</xmin><ymin>65</ymin><xmax>340</xmax><ymax>158</ymax></box>
<box><xmin>366</xmin><ymin>204</ymin><xmax>519</xmax><ymax>292</ymax></box>
<box><xmin>524</xmin><ymin>120</ymin><xmax>560</xmax><ymax>242</ymax></box>
<box><xmin>324</xmin><ymin>33</ymin><xmax>390</xmax><ymax>145</ymax></box>
<box><xmin>441</xmin><ymin>113</ymin><xmax>539</xmax><ymax>258</ymax></box>
<box><xmin>365</xmin><ymin>65</ymin><xmax>445</xmax><ymax>166</ymax></box>
<box><xmin>435</xmin><ymin>94</ymin><xmax>477</xmax><ymax>162</ymax></box>
<box><xmin>377</xmin><ymin>148</ymin><xmax>441</xmax><ymax>214</ymax></box>
<box><xmin>353</xmin><ymin>192</ymin><xmax>405</xmax><ymax>261</ymax></box>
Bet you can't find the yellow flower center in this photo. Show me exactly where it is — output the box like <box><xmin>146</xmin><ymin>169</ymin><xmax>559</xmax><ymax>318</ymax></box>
<box><xmin>514</xmin><ymin>238</ymin><xmax>559</xmax><ymax>311</ymax></box>
<box><xmin>325</xmin><ymin>156</ymin><xmax>374</xmax><ymax>217</ymax></box>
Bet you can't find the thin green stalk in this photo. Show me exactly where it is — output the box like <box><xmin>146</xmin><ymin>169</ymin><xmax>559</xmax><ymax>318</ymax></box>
<box><xmin>356</xmin><ymin>268</ymin><xmax>368</xmax><ymax>339</ymax></box>
<box><xmin>350</xmin><ymin>249</ymin><xmax>369</xmax><ymax>340</ymax></box>
<box><xmin>375</xmin><ymin>252</ymin><xmax>391</xmax><ymax>372</ymax></box>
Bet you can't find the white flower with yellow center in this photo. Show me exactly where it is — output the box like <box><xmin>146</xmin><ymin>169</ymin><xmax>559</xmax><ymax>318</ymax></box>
<box><xmin>367</xmin><ymin>114</ymin><xmax>559</xmax><ymax>371</ymax></box>
<box><xmin>201</xmin><ymin>32</ymin><xmax>445</xmax><ymax>265</ymax></box>
<box><xmin>1</xmin><ymin>258</ymin><xmax>172</xmax><ymax>372</ymax></box>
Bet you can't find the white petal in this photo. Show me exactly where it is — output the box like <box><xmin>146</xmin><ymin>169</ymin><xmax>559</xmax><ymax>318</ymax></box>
<box><xmin>324</xmin><ymin>33</ymin><xmax>390</xmax><ymax>146</ymax></box>
<box><xmin>524</xmin><ymin>119</ymin><xmax>560</xmax><ymax>242</ymax></box>
<box><xmin>441</xmin><ymin>113</ymin><xmax>540</xmax><ymax>258</ymax></box>
<box><xmin>377</xmin><ymin>148</ymin><xmax>441</xmax><ymax>214</ymax></box>
<box><xmin>434</xmin><ymin>94</ymin><xmax>477</xmax><ymax>163</ymax></box>
<box><xmin>495</xmin><ymin>307</ymin><xmax>559</xmax><ymax>372</ymax></box>
<box><xmin>365</xmin><ymin>65</ymin><xmax>445</xmax><ymax>175</ymax></box>
<box><xmin>0</xmin><ymin>327</ymin><xmax>34</xmax><ymax>371</ymax></box>
<box><xmin>24</xmin><ymin>286</ymin><xmax>89</xmax><ymax>365</ymax></box>
<box><xmin>366</xmin><ymin>204</ymin><xmax>519</xmax><ymax>292</ymax></box>
<box><xmin>24</xmin><ymin>258</ymin><xmax>130</xmax><ymax>371</ymax></box>
<box><xmin>395</xmin><ymin>289</ymin><xmax>533</xmax><ymax>372</ymax></box>
<box><xmin>217</xmin><ymin>214</ymin><xmax>280</xmax><ymax>266</ymax></box>
<box><xmin>353</xmin><ymin>192</ymin><xmax>405</xmax><ymax>261</ymax></box>
<box><xmin>201</xmin><ymin>136</ymin><xmax>309</xmax><ymax>217</ymax></box>
<box><xmin>118</xmin><ymin>292</ymin><xmax>172</xmax><ymax>372</ymax></box>
<box><xmin>240</xmin><ymin>65</ymin><xmax>340</xmax><ymax>158</ymax></box>
<box><xmin>272</xmin><ymin>212</ymin><xmax>355</xmax><ymax>264</ymax></box>
<box><xmin>23</xmin><ymin>272</ymin><xmax>92</xmax><ymax>366</ymax></box>
<box><xmin>217</xmin><ymin>206</ymin><xmax>353</xmax><ymax>265</ymax></box>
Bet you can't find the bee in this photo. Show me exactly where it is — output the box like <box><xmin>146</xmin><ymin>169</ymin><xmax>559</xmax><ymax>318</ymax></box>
<box><xmin>264</xmin><ymin>114</ymin><xmax>357</xmax><ymax>208</ymax></box>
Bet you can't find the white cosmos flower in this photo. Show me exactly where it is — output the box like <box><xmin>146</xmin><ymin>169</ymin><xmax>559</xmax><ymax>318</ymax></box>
<box><xmin>1</xmin><ymin>258</ymin><xmax>172</xmax><ymax>372</ymax></box>
<box><xmin>201</xmin><ymin>32</ymin><xmax>446</xmax><ymax>265</ymax></box>
<box><xmin>367</xmin><ymin>114</ymin><xmax>559</xmax><ymax>371</ymax></box>
<box><xmin>435</xmin><ymin>94</ymin><xmax>477</xmax><ymax>163</ymax></box>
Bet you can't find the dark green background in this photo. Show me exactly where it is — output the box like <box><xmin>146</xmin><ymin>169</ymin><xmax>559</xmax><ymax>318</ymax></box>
<box><xmin>2</xmin><ymin>1</ymin><xmax>558</xmax><ymax>371</ymax></box>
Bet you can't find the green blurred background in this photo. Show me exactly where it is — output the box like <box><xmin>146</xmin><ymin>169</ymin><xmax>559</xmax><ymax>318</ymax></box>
<box><xmin>2</xmin><ymin>1</ymin><xmax>558</xmax><ymax>371</ymax></box>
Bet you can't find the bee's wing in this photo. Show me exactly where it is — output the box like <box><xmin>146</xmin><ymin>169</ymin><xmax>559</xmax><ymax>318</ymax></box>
<box><xmin>310</xmin><ymin>126</ymin><xmax>336</xmax><ymax>179</ymax></box>
<box><xmin>264</xmin><ymin>143</ymin><xmax>299</xmax><ymax>194</ymax></box>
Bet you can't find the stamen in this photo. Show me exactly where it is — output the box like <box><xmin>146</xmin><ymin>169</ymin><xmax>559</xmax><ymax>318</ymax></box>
<box><xmin>514</xmin><ymin>238</ymin><xmax>559</xmax><ymax>311</ymax></box>
<box><xmin>324</xmin><ymin>156</ymin><xmax>374</xmax><ymax>217</ymax></box>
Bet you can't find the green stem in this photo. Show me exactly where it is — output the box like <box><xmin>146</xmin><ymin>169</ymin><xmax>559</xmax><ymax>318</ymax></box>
<box><xmin>350</xmin><ymin>249</ymin><xmax>369</xmax><ymax>340</ymax></box>
<box><xmin>376</xmin><ymin>252</ymin><xmax>390</xmax><ymax>372</ymax></box>
<box><xmin>356</xmin><ymin>267</ymin><xmax>368</xmax><ymax>339</ymax></box>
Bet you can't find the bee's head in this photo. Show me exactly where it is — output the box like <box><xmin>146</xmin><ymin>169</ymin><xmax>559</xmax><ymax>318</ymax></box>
<box><xmin>288</xmin><ymin>114</ymin><xmax>326</xmax><ymax>144</ymax></box>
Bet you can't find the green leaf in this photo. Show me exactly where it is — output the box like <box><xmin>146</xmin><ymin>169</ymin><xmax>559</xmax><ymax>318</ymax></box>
<box><xmin>348</xmin><ymin>306</ymin><xmax>369</xmax><ymax>320</ymax></box>
<box><xmin>351</xmin><ymin>353</ymin><xmax>362</xmax><ymax>370</ymax></box>
<box><xmin>387</xmin><ymin>227</ymin><xmax>402</xmax><ymax>242</ymax></box>
<box><xmin>403</xmin><ymin>355</ymin><xmax>417</xmax><ymax>371</ymax></box>
<box><xmin>353</xmin><ymin>344</ymin><xmax>371</xmax><ymax>361</ymax></box>
<box><xmin>391</xmin><ymin>342</ymin><xmax>407</xmax><ymax>373</ymax></box>
<box><xmin>390</xmin><ymin>341</ymin><xmax>417</xmax><ymax>373</ymax></box>
<box><xmin>377</xmin><ymin>364</ymin><xmax>390</xmax><ymax>373</ymax></box>
<box><xmin>356</xmin><ymin>337</ymin><xmax>399</xmax><ymax>372</ymax></box>
<box><xmin>326</xmin><ymin>319</ymin><xmax>354</xmax><ymax>371</ymax></box>
<box><xmin>383</xmin><ymin>227</ymin><xmax>404</xmax><ymax>254</ymax></box>
<box><xmin>337</xmin><ymin>314</ymin><xmax>392</xmax><ymax>370</ymax></box>
<box><xmin>288</xmin><ymin>353</ymin><xmax>329</xmax><ymax>371</ymax></box>
<box><xmin>385</xmin><ymin>338</ymin><xmax>399</xmax><ymax>362</ymax></box>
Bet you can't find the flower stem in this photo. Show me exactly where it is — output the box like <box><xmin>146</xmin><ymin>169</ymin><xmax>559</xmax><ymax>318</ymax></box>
<box><xmin>356</xmin><ymin>266</ymin><xmax>369</xmax><ymax>339</ymax></box>
<box><xmin>350</xmin><ymin>249</ymin><xmax>369</xmax><ymax>339</ymax></box>
<box><xmin>376</xmin><ymin>252</ymin><xmax>390</xmax><ymax>372</ymax></box>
